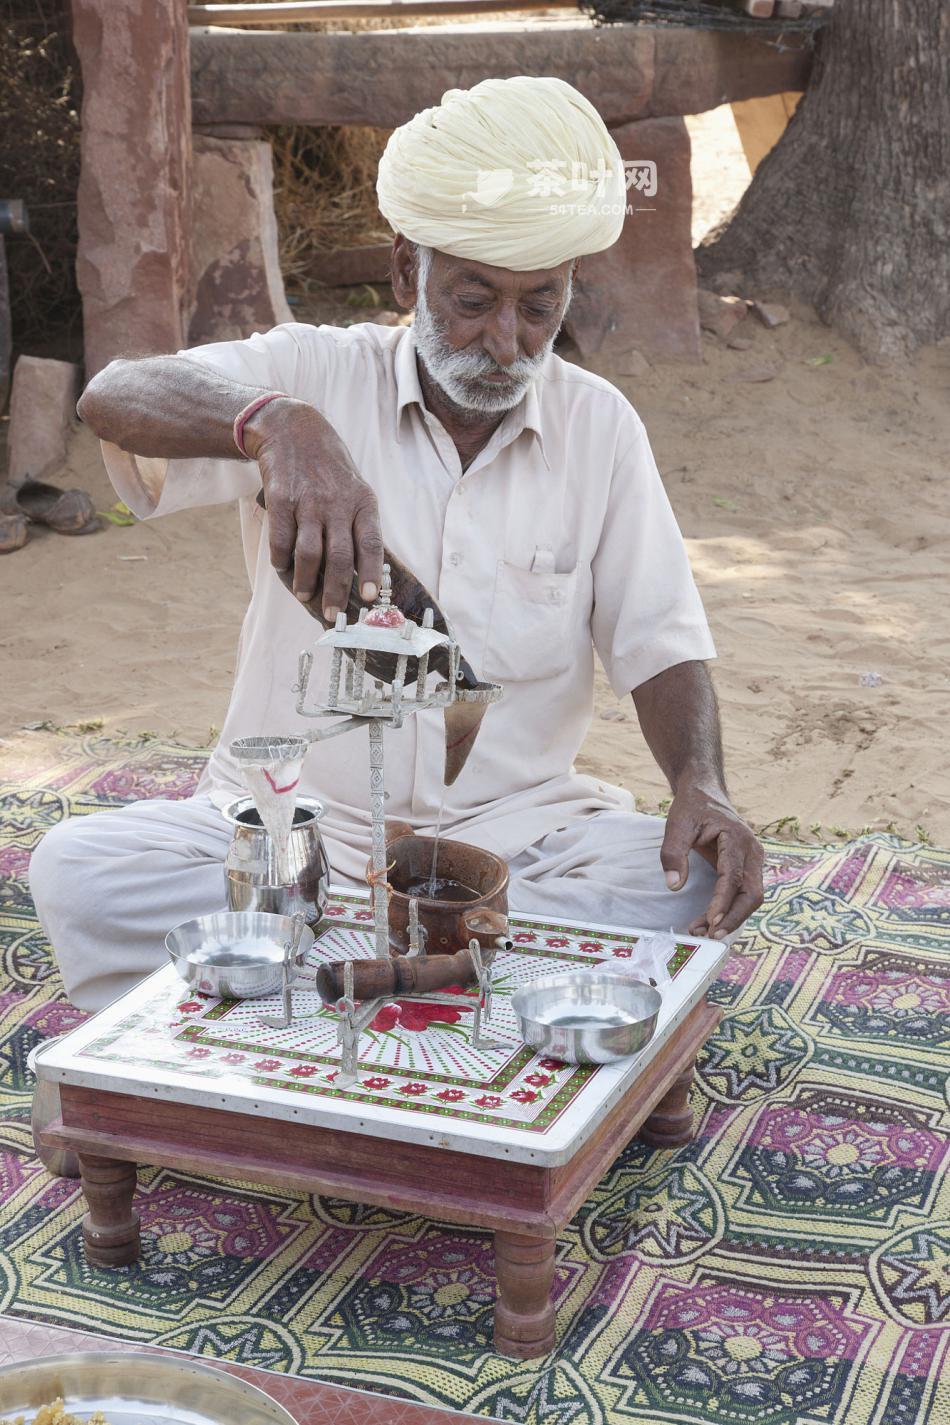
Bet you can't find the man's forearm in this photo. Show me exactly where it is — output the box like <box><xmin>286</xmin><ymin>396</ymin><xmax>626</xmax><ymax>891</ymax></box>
<box><xmin>78</xmin><ymin>353</ymin><xmax>383</xmax><ymax>610</ymax></box>
<box><xmin>631</xmin><ymin>660</ymin><xmax>726</xmax><ymax>794</ymax></box>
<box><xmin>77</xmin><ymin>355</ymin><xmax>300</xmax><ymax>461</ymax></box>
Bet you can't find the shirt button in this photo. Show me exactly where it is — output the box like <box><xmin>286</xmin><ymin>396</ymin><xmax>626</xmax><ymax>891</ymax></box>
<box><xmin>448</xmin><ymin>552</ymin><xmax>463</xmax><ymax>567</ymax></box>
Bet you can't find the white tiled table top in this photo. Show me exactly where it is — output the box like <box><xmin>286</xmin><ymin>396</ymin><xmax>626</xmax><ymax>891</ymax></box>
<box><xmin>36</xmin><ymin>890</ymin><xmax>730</xmax><ymax>1167</ymax></box>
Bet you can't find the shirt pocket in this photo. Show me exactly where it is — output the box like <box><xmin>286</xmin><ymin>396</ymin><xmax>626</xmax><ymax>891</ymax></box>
<box><xmin>481</xmin><ymin>558</ymin><xmax>579</xmax><ymax>683</ymax></box>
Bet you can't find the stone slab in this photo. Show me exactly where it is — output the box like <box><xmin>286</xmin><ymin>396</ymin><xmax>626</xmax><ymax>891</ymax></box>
<box><xmin>6</xmin><ymin>355</ymin><xmax>80</xmax><ymax>487</ymax></box>
<box><xmin>563</xmin><ymin>116</ymin><xmax>701</xmax><ymax>364</ymax></box>
<box><xmin>72</xmin><ymin>0</ymin><xmax>193</xmax><ymax>375</ymax></box>
<box><xmin>190</xmin><ymin>134</ymin><xmax>293</xmax><ymax>344</ymax></box>
<box><xmin>190</xmin><ymin>19</ymin><xmax>809</xmax><ymax>129</ymax></box>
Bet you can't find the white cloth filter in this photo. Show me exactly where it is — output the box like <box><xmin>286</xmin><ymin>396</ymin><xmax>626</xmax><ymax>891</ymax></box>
<box><xmin>231</xmin><ymin>737</ymin><xmax>307</xmax><ymax>874</ymax></box>
<box><xmin>376</xmin><ymin>76</ymin><xmax>627</xmax><ymax>271</ymax></box>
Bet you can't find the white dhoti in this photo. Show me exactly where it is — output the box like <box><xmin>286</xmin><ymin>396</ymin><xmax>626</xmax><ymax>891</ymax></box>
<box><xmin>29</xmin><ymin>798</ymin><xmax>717</xmax><ymax>1012</ymax></box>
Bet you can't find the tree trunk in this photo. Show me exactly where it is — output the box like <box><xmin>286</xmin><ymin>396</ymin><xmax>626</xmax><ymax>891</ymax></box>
<box><xmin>698</xmin><ymin>0</ymin><xmax>950</xmax><ymax>362</ymax></box>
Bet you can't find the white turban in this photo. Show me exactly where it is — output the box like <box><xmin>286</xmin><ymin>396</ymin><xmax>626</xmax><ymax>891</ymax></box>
<box><xmin>376</xmin><ymin>76</ymin><xmax>626</xmax><ymax>272</ymax></box>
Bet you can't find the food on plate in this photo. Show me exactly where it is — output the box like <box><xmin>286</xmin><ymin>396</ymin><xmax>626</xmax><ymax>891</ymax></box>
<box><xmin>2</xmin><ymin>1400</ymin><xmax>111</xmax><ymax>1425</ymax></box>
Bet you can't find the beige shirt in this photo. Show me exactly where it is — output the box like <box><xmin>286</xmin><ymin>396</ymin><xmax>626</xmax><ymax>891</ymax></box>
<box><xmin>103</xmin><ymin>321</ymin><xmax>716</xmax><ymax>880</ymax></box>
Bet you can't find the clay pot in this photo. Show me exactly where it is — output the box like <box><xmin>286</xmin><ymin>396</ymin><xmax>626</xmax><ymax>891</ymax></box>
<box><xmin>376</xmin><ymin>821</ymin><xmax>509</xmax><ymax>956</ymax></box>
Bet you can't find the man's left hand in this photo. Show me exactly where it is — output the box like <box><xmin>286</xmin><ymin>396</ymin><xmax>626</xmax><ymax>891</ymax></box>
<box><xmin>660</xmin><ymin>782</ymin><xmax>764</xmax><ymax>938</ymax></box>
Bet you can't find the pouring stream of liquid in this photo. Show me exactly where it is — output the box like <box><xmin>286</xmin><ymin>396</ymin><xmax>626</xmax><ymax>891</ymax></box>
<box><xmin>427</xmin><ymin>791</ymin><xmax>447</xmax><ymax>899</ymax></box>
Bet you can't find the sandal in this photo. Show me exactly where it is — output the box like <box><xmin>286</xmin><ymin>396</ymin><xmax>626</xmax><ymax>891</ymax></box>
<box><xmin>14</xmin><ymin>479</ymin><xmax>100</xmax><ymax>535</ymax></box>
<box><xmin>0</xmin><ymin>510</ymin><xmax>29</xmax><ymax>553</ymax></box>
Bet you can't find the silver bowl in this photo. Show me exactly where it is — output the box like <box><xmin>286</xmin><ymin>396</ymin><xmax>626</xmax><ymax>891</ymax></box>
<box><xmin>166</xmin><ymin>910</ymin><xmax>315</xmax><ymax>999</ymax></box>
<box><xmin>512</xmin><ymin>970</ymin><xmax>662</xmax><ymax>1064</ymax></box>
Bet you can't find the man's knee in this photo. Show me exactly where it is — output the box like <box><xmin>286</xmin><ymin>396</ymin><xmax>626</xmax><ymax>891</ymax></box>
<box><xmin>28</xmin><ymin>813</ymin><xmax>109</xmax><ymax>927</ymax></box>
<box><xmin>30</xmin><ymin>818</ymin><xmax>76</xmax><ymax>911</ymax></box>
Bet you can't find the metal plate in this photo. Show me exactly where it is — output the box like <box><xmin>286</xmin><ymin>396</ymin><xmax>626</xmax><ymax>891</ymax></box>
<box><xmin>0</xmin><ymin>1353</ymin><xmax>297</xmax><ymax>1425</ymax></box>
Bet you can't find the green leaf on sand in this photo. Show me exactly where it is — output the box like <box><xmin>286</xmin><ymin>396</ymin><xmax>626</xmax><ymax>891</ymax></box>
<box><xmin>98</xmin><ymin>500</ymin><xmax>136</xmax><ymax>526</ymax></box>
<box><xmin>806</xmin><ymin>354</ymin><xmax>834</xmax><ymax>367</ymax></box>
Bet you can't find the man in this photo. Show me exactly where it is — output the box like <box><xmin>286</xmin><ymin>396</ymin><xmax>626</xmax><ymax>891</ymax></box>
<box><xmin>30</xmin><ymin>76</ymin><xmax>763</xmax><ymax>1012</ymax></box>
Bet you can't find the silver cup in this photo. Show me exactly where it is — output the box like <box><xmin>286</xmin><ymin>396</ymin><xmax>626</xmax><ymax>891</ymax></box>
<box><xmin>223</xmin><ymin>794</ymin><xmax>329</xmax><ymax>925</ymax></box>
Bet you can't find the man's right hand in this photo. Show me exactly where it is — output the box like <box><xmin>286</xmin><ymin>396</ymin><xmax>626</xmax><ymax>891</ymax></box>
<box><xmin>243</xmin><ymin>397</ymin><xmax>384</xmax><ymax>618</ymax></box>
<box><xmin>77</xmin><ymin>355</ymin><xmax>382</xmax><ymax>619</ymax></box>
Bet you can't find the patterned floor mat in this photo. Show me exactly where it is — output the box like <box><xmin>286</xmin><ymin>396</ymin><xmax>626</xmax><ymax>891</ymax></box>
<box><xmin>1</xmin><ymin>728</ymin><xmax>948</xmax><ymax>1424</ymax></box>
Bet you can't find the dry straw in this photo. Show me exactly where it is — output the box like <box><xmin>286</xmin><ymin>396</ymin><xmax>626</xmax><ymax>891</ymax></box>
<box><xmin>268</xmin><ymin>123</ymin><xmax>392</xmax><ymax>293</ymax></box>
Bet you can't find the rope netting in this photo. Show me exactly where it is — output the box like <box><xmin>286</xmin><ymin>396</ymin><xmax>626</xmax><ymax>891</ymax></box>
<box><xmin>577</xmin><ymin>0</ymin><xmax>827</xmax><ymax>37</ymax></box>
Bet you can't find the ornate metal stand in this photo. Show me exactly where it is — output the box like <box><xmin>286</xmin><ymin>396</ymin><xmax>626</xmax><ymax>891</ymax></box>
<box><xmin>332</xmin><ymin>906</ymin><xmax>504</xmax><ymax>1089</ymax></box>
<box><xmin>242</xmin><ymin>564</ymin><xmax>508</xmax><ymax>1074</ymax></box>
<box><xmin>291</xmin><ymin>565</ymin><xmax>463</xmax><ymax>962</ymax></box>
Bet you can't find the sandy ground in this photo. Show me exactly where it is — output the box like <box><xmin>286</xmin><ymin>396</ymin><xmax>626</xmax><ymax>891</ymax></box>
<box><xmin>2</xmin><ymin>109</ymin><xmax>949</xmax><ymax>844</ymax></box>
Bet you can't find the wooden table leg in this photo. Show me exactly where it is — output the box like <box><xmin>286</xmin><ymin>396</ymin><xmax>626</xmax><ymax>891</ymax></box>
<box><xmin>78</xmin><ymin>1155</ymin><xmax>141</xmax><ymax>1267</ymax></box>
<box><xmin>493</xmin><ymin>1229</ymin><xmax>556</xmax><ymax>1359</ymax></box>
<box><xmin>639</xmin><ymin>1066</ymin><xmax>696</xmax><ymax>1148</ymax></box>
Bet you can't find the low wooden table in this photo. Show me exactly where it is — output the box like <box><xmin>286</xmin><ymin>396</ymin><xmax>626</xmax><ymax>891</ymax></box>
<box><xmin>37</xmin><ymin>892</ymin><xmax>727</xmax><ymax>1358</ymax></box>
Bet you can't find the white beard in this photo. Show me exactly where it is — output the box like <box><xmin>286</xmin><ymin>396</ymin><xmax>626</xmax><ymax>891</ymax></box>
<box><xmin>412</xmin><ymin>273</ymin><xmax>570</xmax><ymax>416</ymax></box>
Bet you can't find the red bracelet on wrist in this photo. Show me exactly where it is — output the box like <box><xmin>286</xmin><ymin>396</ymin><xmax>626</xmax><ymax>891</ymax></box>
<box><xmin>232</xmin><ymin>391</ymin><xmax>288</xmax><ymax>459</ymax></box>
